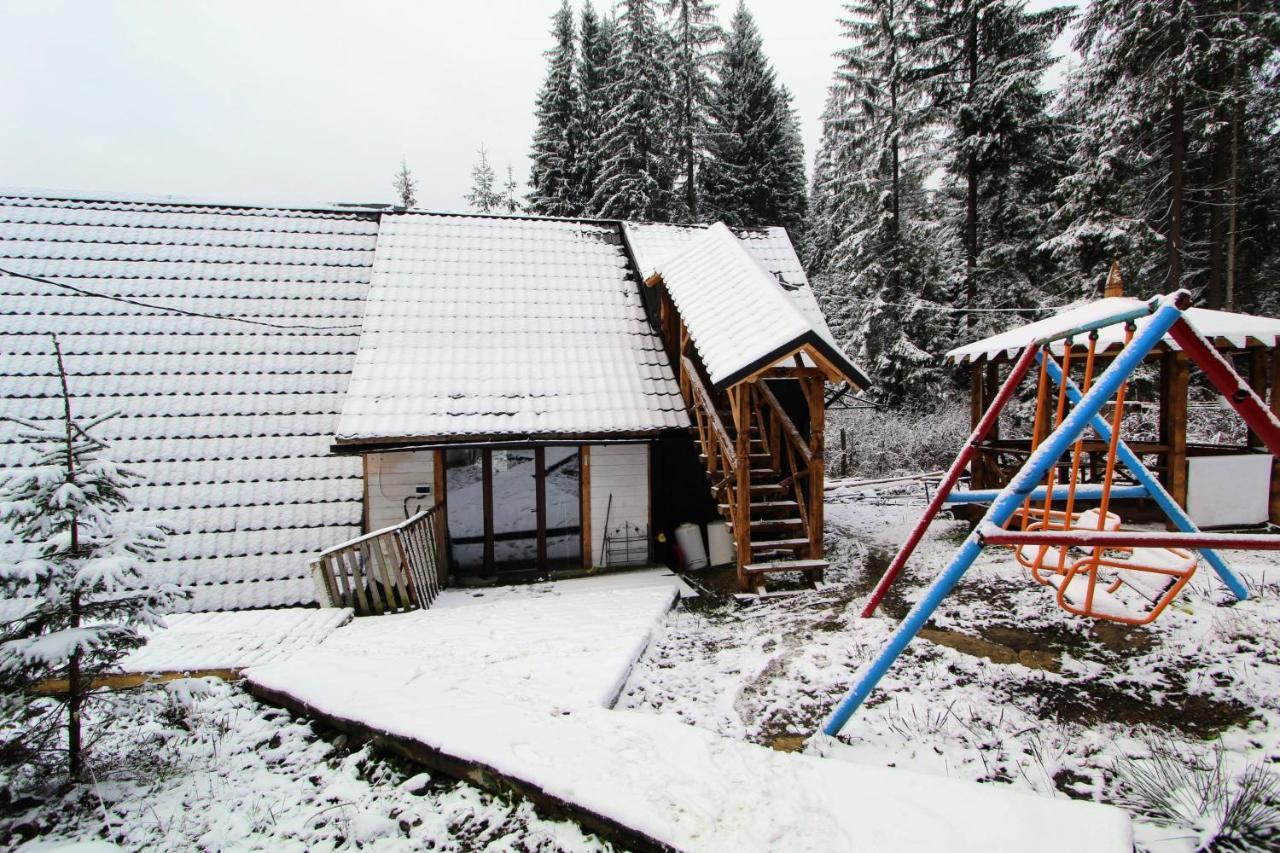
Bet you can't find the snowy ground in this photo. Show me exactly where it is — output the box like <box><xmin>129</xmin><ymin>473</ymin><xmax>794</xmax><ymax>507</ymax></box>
<box><xmin>621</xmin><ymin>481</ymin><xmax>1280</xmax><ymax>851</ymax></box>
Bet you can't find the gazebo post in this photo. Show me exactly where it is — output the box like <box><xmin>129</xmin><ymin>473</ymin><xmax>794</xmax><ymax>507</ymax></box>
<box><xmin>969</xmin><ymin>362</ymin><xmax>987</xmax><ymax>492</ymax></box>
<box><xmin>1271</xmin><ymin>349</ymin><xmax>1280</xmax><ymax>523</ymax></box>
<box><xmin>1159</xmin><ymin>351</ymin><xmax>1190</xmax><ymax>520</ymax></box>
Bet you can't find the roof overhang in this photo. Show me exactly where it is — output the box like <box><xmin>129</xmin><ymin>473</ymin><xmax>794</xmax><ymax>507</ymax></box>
<box><xmin>331</xmin><ymin>427</ymin><xmax>681</xmax><ymax>455</ymax></box>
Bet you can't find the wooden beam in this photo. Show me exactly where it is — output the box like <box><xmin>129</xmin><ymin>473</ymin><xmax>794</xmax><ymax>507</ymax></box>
<box><xmin>969</xmin><ymin>364</ymin><xmax>985</xmax><ymax>492</ymax></box>
<box><xmin>1272</xmin><ymin>349</ymin><xmax>1280</xmax><ymax>524</ymax></box>
<box><xmin>36</xmin><ymin>668</ymin><xmax>243</xmax><ymax>696</ymax></box>
<box><xmin>1166</xmin><ymin>353</ymin><xmax>1190</xmax><ymax>513</ymax></box>
<box><xmin>733</xmin><ymin>385</ymin><xmax>751</xmax><ymax>588</ymax></box>
<box><xmin>535</xmin><ymin>447</ymin><xmax>547</xmax><ymax>569</ymax></box>
<box><xmin>434</xmin><ymin>449</ymin><xmax>449</xmax><ymax>586</ymax></box>
<box><xmin>482</xmin><ymin>448</ymin><xmax>494</xmax><ymax>574</ymax></box>
<box><xmin>1248</xmin><ymin>348</ymin><xmax>1268</xmax><ymax>449</ymax></box>
<box><xmin>580</xmin><ymin>445</ymin><xmax>592</xmax><ymax>570</ymax></box>
<box><xmin>806</xmin><ymin>376</ymin><xmax>825</xmax><ymax>561</ymax></box>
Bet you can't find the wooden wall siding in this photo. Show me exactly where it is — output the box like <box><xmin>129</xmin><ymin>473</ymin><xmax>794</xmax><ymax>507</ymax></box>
<box><xmin>364</xmin><ymin>450</ymin><xmax>437</xmax><ymax>532</ymax></box>
<box><xmin>589</xmin><ymin>444</ymin><xmax>652</xmax><ymax>568</ymax></box>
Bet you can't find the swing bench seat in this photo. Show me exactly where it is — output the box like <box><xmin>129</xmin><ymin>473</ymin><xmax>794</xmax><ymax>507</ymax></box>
<box><xmin>1050</xmin><ymin>542</ymin><xmax>1198</xmax><ymax>625</ymax></box>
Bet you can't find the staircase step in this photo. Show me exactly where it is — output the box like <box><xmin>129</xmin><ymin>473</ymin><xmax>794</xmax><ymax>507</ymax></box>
<box><xmin>744</xmin><ymin>558</ymin><xmax>828</xmax><ymax>575</ymax></box>
<box><xmin>718</xmin><ymin>500</ymin><xmax>799</xmax><ymax>515</ymax></box>
<box><xmin>728</xmin><ymin>517</ymin><xmax>805</xmax><ymax>533</ymax></box>
<box><xmin>699</xmin><ymin>452</ymin><xmax>772</xmax><ymax>465</ymax></box>
<box><xmin>749</xmin><ymin>537</ymin><xmax>809</xmax><ymax>553</ymax></box>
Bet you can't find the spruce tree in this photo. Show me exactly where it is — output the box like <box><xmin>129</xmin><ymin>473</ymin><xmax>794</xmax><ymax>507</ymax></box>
<box><xmin>664</xmin><ymin>0</ymin><xmax>721</xmax><ymax>220</ymax></box>
<box><xmin>502</xmin><ymin>163</ymin><xmax>521</xmax><ymax>214</ymax></box>
<box><xmin>528</xmin><ymin>1</ymin><xmax>582</xmax><ymax>216</ymax></box>
<box><xmin>0</xmin><ymin>337</ymin><xmax>180</xmax><ymax>782</ymax></box>
<box><xmin>576</xmin><ymin>5</ymin><xmax>616</xmax><ymax>215</ymax></box>
<box><xmin>807</xmin><ymin>0</ymin><xmax>951</xmax><ymax>407</ymax></box>
<box><xmin>916</xmin><ymin>0</ymin><xmax>1071</xmax><ymax>334</ymax></box>
<box><xmin>466</xmin><ymin>145</ymin><xmax>503</xmax><ymax>213</ymax></box>
<box><xmin>700</xmin><ymin>2</ymin><xmax>807</xmax><ymax>232</ymax></box>
<box><xmin>589</xmin><ymin>0</ymin><xmax>680</xmax><ymax>221</ymax></box>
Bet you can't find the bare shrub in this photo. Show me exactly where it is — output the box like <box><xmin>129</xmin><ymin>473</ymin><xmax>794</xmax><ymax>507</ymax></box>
<box><xmin>827</xmin><ymin>400</ymin><xmax>970</xmax><ymax>480</ymax></box>
<box><xmin>1113</xmin><ymin>734</ymin><xmax>1280</xmax><ymax>850</ymax></box>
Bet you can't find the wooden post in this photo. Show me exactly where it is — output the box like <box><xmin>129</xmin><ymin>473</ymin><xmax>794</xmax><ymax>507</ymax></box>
<box><xmin>535</xmin><ymin>448</ymin><xmax>547</xmax><ymax>569</ymax></box>
<box><xmin>807</xmin><ymin>376</ymin><xmax>825</xmax><ymax>562</ymax></box>
<box><xmin>840</xmin><ymin>427</ymin><xmax>847</xmax><ymax>477</ymax></box>
<box><xmin>969</xmin><ymin>363</ymin><xmax>986</xmax><ymax>492</ymax></box>
<box><xmin>1247</xmin><ymin>349</ymin><xmax>1268</xmax><ymax>449</ymax></box>
<box><xmin>481</xmin><ymin>448</ymin><xmax>494</xmax><ymax>574</ymax></box>
<box><xmin>1271</xmin><ymin>349</ymin><xmax>1280</xmax><ymax>524</ymax></box>
<box><xmin>1160</xmin><ymin>352</ymin><xmax>1190</xmax><ymax>515</ymax></box>
<box><xmin>734</xmin><ymin>385</ymin><xmax>751</xmax><ymax>587</ymax></box>
<box><xmin>580</xmin><ymin>445</ymin><xmax>592</xmax><ymax>570</ymax></box>
<box><xmin>433</xmin><ymin>449</ymin><xmax>448</xmax><ymax>586</ymax></box>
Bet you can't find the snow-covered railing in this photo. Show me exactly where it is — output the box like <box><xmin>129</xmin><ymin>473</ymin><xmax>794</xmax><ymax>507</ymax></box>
<box><xmin>310</xmin><ymin>507</ymin><xmax>444</xmax><ymax>616</ymax></box>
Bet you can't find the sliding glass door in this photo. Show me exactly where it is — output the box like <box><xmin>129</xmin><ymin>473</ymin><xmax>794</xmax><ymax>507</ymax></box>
<box><xmin>444</xmin><ymin>446</ymin><xmax>581</xmax><ymax>577</ymax></box>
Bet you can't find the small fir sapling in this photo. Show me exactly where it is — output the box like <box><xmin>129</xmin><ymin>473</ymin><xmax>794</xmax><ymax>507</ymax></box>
<box><xmin>466</xmin><ymin>144</ymin><xmax>504</xmax><ymax>213</ymax></box>
<box><xmin>392</xmin><ymin>158</ymin><xmax>418</xmax><ymax>209</ymax></box>
<box><xmin>0</xmin><ymin>335</ymin><xmax>182</xmax><ymax>783</ymax></box>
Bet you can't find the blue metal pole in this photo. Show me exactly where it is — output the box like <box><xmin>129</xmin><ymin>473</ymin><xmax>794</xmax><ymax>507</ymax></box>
<box><xmin>821</xmin><ymin>296</ymin><xmax>1189</xmax><ymax>737</ymax></box>
<box><xmin>943</xmin><ymin>484</ymin><xmax>1148</xmax><ymax>505</ymax></box>
<box><xmin>1039</xmin><ymin>353</ymin><xmax>1249</xmax><ymax>601</ymax></box>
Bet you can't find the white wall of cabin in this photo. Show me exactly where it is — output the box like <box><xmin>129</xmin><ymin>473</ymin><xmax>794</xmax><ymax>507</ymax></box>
<box><xmin>589</xmin><ymin>443</ymin><xmax>651</xmax><ymax>568</ymax></box>
<box><xmin>364</xmin><ymin>450</ymin><xmax>436</xmax><ymax>532</ymax></box>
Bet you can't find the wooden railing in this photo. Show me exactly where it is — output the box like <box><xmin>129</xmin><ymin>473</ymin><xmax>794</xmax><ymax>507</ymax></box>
<box><xmin>311</xmin><ymin>506</ymin><xmax>445</xmax><ymax>615</ymax></box>
<box><xmin>754</xmin><ymin>380</ymin><xmax>824</xmax><ymax>559</ymax></box>
<box><xmin>681</xmin><ymin>354</ymin><xmax>738</xmax><ymax>479</ymax></box>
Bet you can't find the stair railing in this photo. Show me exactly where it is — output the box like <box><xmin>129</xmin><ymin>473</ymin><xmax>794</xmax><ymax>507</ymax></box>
<box><xmin>311</xmin><ymin>506</ymin><xmax>444</xmax><ymax>615</ymax></box>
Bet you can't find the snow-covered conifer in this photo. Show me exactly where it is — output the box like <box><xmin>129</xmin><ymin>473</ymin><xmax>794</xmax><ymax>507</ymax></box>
<box><xmin>528</xmin><ymin>1</ymin><xmax>582</xmax><ymax>216</ymax></box>
<box><xmin>392</xmin><ymin>158</ymin><xmax>418</xmax><ymax>209</ymax></box>
<box><xmin>466</xmin><ymin>145</ymin><xmax>504</xmax><ymax>213</ymax></box>
<box><xmin>664</xmin><ymin>0</ymin><xmax>721</xmax><ymax>220</ymax></box>
<box><xmin>0</xmin><ymin>336</ymin><xmax>181</xmax><ymax>782</ymax></box>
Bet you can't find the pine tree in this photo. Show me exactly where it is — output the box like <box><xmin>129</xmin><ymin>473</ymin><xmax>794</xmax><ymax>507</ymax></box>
<box><xmin>466</xmin><ymin>145</ymin><xmax>504</xmax><ymax>213</ymax></box>
<box><xmin>0</xmin><ymin>336</ymin><xmax>180</xmax><ymax>781</ymax></box>
<box><xmin>576</xmin><ymin>5</ymin><xmax>616</xmax><ymax>215</ymax></box>
<box><xmin>807</xmin><ymin>0</ymin><xmax>952</xmax><ymax>407</ymax></box>
<box><xmin>528</xmin><ymin>1</ymin><xmax>582</xmax><ymax>216</ymax></box>
<box><xmin>392</xmin><ymin>158</ymin><xmax>418</xmax><ymax>209</ymax></box>
<box><xmin>664</xmin><ymin>0</ymin><xmax>721</xmax><ymax>220</ymax></box>
<box><xmin>590</xmin><ymin>0</ymin><xmax>680</xmax><ymax>221</ymax></box>
<box><xmin>700</xmin><ymin>2</ymin><xmax>807</xmax><ymax>231</ymax></box>
<box><xmin>915</xmin><ymin>0</ymin><xmax>1071</xmax><ymax>334</ymax></box>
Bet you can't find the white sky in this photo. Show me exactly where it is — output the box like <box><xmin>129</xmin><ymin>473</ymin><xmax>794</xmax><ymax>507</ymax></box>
<box><xmin>0</xmin><ymin>0</ymin><xmax>1077</xmax><ymax>212</ymax></box>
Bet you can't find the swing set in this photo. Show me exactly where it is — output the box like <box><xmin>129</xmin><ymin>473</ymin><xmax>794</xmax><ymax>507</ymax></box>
<box><xmin>823</xmin><ymin>289</ymin><xmax>1280</xmax><ymax>737</ymax></box>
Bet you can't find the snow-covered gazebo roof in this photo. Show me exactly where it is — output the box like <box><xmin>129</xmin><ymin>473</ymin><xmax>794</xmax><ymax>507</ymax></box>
<box><xmin>947</xmin><ymin>297</ymin><xmax>1280</xmax><ymax>364</ymax></box>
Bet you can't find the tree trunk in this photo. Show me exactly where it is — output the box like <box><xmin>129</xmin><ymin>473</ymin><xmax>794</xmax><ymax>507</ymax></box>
<box><xmin>53</xmin><ymin>335</ymin><xmax>84</xmax><ymax>781</ymax></box>
<box><xmin>1167</xmin><ymin>3</ymin><xmax>1185</xmax><ymax>293</ymax></box>
<box><xmin>1225</xmin><ymin>1</ymin><xmax>1242</xmax><ymax>311</ymax></box>
<box><xmin>964</xmin><ymin>4</ymin><xmax>979</xmax><ymax>330</ymax></box>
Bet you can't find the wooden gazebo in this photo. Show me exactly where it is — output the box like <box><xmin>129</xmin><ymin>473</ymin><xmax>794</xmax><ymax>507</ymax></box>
<box><xmin>948</xmin><ymin>271</ymin><xmax>1280</xmax><ymax>527</ymax></box>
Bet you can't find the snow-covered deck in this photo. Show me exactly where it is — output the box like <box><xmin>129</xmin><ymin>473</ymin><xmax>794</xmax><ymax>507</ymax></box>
<box><xmin>243</xmin><ymin>568</ymin><xmax>1130</xmax><ymax>851</ymax></box>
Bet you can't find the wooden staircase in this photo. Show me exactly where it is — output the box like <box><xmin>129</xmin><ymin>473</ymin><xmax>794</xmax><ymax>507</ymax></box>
<box><xmin>681</xmin><ymin>354</ymin><xmax>828</xmax><ymax>592</ymax></box>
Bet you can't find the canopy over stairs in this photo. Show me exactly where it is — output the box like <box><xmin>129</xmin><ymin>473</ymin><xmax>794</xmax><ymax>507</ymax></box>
<box><xmin>643</xmin><ymin>223</ymin><xmax>869</xmax><ymax>592</ymax></box>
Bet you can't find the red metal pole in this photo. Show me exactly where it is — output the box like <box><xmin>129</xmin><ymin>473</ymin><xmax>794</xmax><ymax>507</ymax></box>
<box><xmin>981</xmin><ymin>528</ymin><xmax>1280</xmax><ymax>550</ymax></box>
<box><xmin>861</xmin><ymin>344</ymin><xmax>1041</xmax><ymax>617</ymax></box>
<box><xmin>1168</xmin><ymin>318</ymin><xmax>1280</xmax><ymax>458</ymax></box>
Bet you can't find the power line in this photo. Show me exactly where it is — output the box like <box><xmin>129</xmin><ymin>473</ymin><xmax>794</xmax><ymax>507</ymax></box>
<box><xmin>0</xmin><ymin>265</ymin><xmax>364</xmax><ymax>332</ymax></box>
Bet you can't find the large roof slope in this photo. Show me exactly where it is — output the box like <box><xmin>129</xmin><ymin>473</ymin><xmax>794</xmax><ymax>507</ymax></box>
<box><xmin>334</xmin><ymin>213</ymin><xmax>688</xmax><ymax>445</ymax></box>
<box><xmin>0</xmin><ymin>193</ymin><xmax>374</xmax><ymax>610</ymax></box>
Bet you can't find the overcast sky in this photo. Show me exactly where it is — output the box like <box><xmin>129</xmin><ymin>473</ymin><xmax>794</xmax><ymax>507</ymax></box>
<box><xmin>1</xmin><ymin>1</ymin><xmax>1077</xmax><ymax>212</ymax></box>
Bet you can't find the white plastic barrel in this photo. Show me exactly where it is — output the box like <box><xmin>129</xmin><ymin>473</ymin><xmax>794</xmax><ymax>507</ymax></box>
<box><xmin>705</xmin><ymin>520</ymin><xmax>734</xmax><ymax>567</ymax></box>
<box><xmin>674</xmin><ymin>522</ymin><xmax>708</xmax><ymax>571</ymax></box>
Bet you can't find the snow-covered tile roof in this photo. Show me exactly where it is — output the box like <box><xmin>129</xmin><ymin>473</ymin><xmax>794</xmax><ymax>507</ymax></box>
<box><xmin>622</xmin><ymin>220</ymin><xmax>843</xmax><ymax>351</ymax></box>
<box><xmin>639</xmin><ymin>223</ymin><xmax>869</xmax><ymax>390</ymax></box>
<box><xmin>947</xmin><ymin>297</ymin><xmax>1280</xmax><ymax>364</ymax></box>
<box><xmin>334</xmin><ymin>213</ymin><xmax>688</xmax><ymax>445</ymax></box>
<box><xmin>0</xmin><ymin>193</ymin><xmax>374</xmax><ymax>611</ymax></box>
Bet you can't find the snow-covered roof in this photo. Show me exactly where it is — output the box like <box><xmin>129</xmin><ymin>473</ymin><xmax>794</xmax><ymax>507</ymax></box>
<box><xmin>333</xmin><ymin>213</ymin><xmax>688</xmax><ymax>445</ymax></box>
<box><xmin>640</xmin><ymin>223</ymin><xmax>869</xmax><ymax>390</ymax></box>
<box><xmin>0</xmin><ymin>193</ymin><xmax>374</xmax><ymax>611</ymax></box>
<box><xmin>948</xmin><ymin>296</ymin><xmax>1280</xmax><ymax>364</ymax></box>
<box><xmin>622</xmin><ymin>221</ymin><xmax>843</xmax><ymax>353</ymax></box>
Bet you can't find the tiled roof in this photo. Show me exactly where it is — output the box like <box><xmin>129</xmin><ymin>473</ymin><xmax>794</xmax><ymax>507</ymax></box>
<box><xmin>0</xmin><ymin>194</ymin><xmax>375</xmax><ymax>611</ymax></box>
<box><xmin>635</xmin><ymin>223</ymin><xmax>870</xmax><ymax>390</ymax></box>
<box><xmin>334</xmin><ymin>213</ymin><xmax>688</xmax><ymax>445</ymax></box>
<box><xmin>622</xmin><ymin>221</ymin><xmax>843</xmax><ymax>352</ymax></box>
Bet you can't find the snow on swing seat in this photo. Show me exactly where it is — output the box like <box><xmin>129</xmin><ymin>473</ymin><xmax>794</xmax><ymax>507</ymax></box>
<box><xmin>1055</xmin><ymin>574</ymin><xmax>1144</xmax><ymax>622</ymax></box>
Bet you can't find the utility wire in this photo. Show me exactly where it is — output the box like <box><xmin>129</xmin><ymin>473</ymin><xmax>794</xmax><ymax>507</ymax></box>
<box><xmin>0</xmin><ymin>265</ymin><xmax>364</xmax><ymax>332</ymax></box>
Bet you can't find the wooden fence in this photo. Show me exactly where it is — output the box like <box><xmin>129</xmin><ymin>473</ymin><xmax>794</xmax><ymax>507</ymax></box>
<box><xmin>311</xmin><ymin>506</ymin><xmax>445</xmax><ymax>615</ymax></box>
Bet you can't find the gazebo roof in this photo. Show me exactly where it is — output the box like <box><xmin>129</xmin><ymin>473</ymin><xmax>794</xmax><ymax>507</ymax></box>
<box><xmin>947</xmin><ymin>298</ymin><xmax>1280</xmax><ymax>365</ymax></box>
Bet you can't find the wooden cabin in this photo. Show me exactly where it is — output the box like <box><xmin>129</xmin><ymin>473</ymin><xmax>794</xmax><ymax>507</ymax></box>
<box><xmin>949</xmin><ymin>273</ymin><xmax>1280</xmax><ymax>528</ymax></box>
<box><xmin>0</xmin><ymin>192</ymin><xmax>866</xmax><ymax>609</ymax></box>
